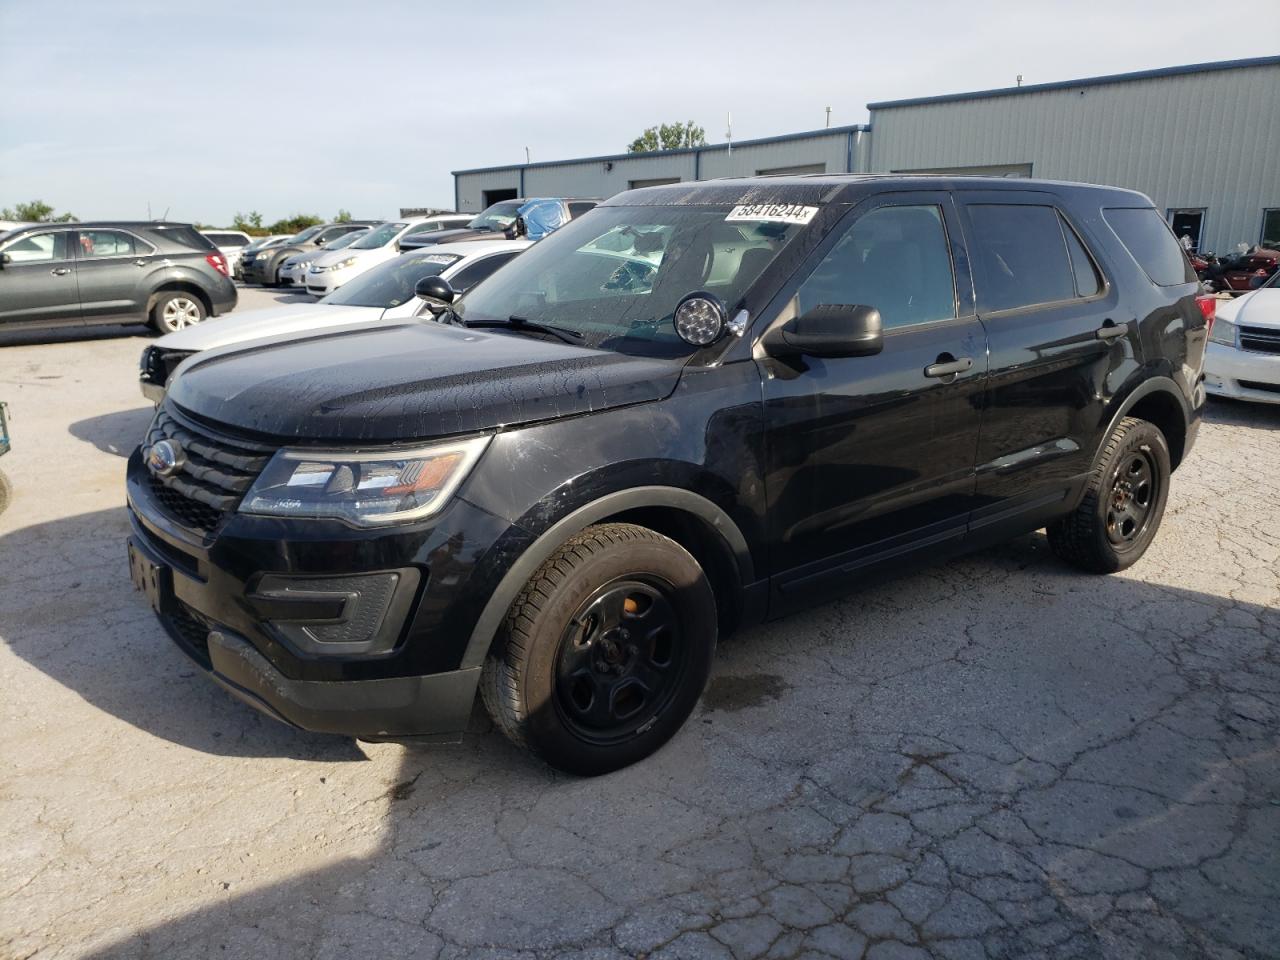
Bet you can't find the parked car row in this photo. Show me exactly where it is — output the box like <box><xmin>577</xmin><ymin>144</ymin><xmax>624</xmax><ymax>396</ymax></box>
<box><xmin>125</xmin><ymin>175</ymin><xmax>1218</xmax><ymax>776</ymax></box>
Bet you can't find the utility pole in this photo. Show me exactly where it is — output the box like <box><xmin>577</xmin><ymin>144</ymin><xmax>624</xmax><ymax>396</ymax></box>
<box><xmin>726</xmin><ymin>111</ymin><xmax>732</xmax><ymax>157</ymax></box>
<box><xmin>524</xmin><ymin>146</ymin><xmax>531</xmax><ymax>164</ymax></box>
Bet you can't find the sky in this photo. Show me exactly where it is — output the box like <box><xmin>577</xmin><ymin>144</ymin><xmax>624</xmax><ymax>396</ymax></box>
<box><xmin>1</xmin><ymin>0</ymin><xmax>1275</xmax><ymax>227</ymax></box>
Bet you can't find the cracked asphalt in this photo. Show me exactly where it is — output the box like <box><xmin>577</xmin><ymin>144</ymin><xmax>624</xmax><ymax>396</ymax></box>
<box><xmin>2</xmin><ymin>289</ymin><xmax>1278</xmax><ymax>960</ymax></box>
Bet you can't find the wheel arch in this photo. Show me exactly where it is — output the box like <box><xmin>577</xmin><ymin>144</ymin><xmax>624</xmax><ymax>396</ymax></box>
<box><xmin>460</xmin><ymin>486</ymin><xmax>755</xmax><ymax>670</ymax></box>
<box><xmin>145</xmin><ymin>281</ymin><xmax>212</xmax><ymax>319</ymax></box>
<box><xmin>1102</xmin><ymin>376</ymin><xmax>1191</xmax><ymax>470</ymax></box>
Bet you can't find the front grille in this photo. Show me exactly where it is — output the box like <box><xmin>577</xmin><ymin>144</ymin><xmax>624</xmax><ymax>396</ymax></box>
<box><xmin>1239</xmin><ymin>379</ymin><xmax>1280</xmax><ymax>395</ymax></box>
<box><xmin>143</xmin><ymin>408</ymin><xmax>275</xmax><ymax>532</ymax></box>
<box><xmin>1240</xmin><ymin>326</ymin><xmax>1280</xmax><ymax>354</ymax></box>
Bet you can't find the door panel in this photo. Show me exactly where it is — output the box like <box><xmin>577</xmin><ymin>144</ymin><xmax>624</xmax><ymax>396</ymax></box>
<box><xmin>958</xmin><ymin>191</ymin><xmax>1138</xmax><ymax>532</ymax></box>
<box><xmin>0</xmin><ymin>230</ymin><xmax>81</xmax><ymax>327</ymax></box>
<box><xmin>760</xmin><ymin>192</ymin><xmax>986</xmax><ymax>604</ymax></box>
<box><xmin>74</xmin><ymin>229</ymin><xmax>152</xmax><ymax>321</ymax></box>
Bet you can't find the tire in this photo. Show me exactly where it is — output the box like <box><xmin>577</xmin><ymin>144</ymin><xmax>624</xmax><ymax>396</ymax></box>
<box><xmin>1048</xmin><ymin>417</ymin><xmax>1171</xmax><ymax>573</ymax></box>
<box><xmin>480</xmin><ymin>523</ymin><xmax>717</xmax><ymax>775</ymax></box>
<box><xmin>150</xmin><ymin>291</ymin><xmax>207</xmax><ymax>334</ymax></box>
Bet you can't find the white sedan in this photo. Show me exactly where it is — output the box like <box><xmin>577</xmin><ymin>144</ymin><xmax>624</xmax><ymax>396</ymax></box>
<box><xmin>277</xmin><ymin>228</ymin><xmax>369</xmax><ymax>288</ymax></box>
<box><xmin>303</xmin><ymin>214</ymin><xmax>472</xmax><ymax>297</ymax></box>
<box><xmin>1205</xmin><ymin>270</ymin><xmax>1280</xmax><ymax>405</ymax></box>
<box><xmin>138</xmin><ymin>240</ymin><xmax>530</xmax><ymax>401</ymax></box>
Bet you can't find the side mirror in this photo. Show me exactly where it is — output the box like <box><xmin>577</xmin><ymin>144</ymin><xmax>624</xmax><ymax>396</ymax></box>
<box><xmin>415</xmin><ymin>275</ymin><xmax>456</xmax><ymax>316</ymax></box>
<box><xmin>0</xmin><ymin>253</ymin><xmax>10</xmax><ymax>268</ymax></box>
<box><xmin>771</xmin><ymin>304</ymin><xmax>883</xmax><ymax>359</ymax></box>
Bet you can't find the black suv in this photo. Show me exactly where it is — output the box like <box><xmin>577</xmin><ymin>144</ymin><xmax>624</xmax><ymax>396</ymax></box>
<box><xmin>241</xmin><ymin>221</ymin><xmax>378</xmax><ymax>286</ymax></box>
<box><xmin>0</xmin><ymin>221</ymin><xmax>237</xmax><ymax>334</ymax></box>
<box><xmin>126</xmin><ymin>176</ymin><xmax>1209</xmax><ymax>774</ymax></box>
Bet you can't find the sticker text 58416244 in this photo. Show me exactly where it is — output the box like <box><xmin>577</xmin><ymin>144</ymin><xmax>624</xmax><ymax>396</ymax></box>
<box><xmin>725</xmin><ymin>204</ymin><xmax>818</xmax><ymax>226</ymax></box>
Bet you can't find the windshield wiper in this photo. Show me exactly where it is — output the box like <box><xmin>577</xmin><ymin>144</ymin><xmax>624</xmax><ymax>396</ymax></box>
<box><xmin>465</xmin><ymin>315</ymin><xmax>583</xmax><ymax>345</ymax></box>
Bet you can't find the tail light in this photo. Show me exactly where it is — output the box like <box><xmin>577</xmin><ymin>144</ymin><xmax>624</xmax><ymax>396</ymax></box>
<box><xmin>205</xmin><ymin>252</ymin><xmax>229</xmax><ymax>277</ymax></box>
<box><xmin>1196</xmin><ymin>293</ymin><xmax>1215</xmax><ymax>337</ymax></box>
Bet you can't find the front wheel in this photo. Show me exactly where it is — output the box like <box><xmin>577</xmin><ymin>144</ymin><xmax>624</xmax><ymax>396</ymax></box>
<box><xmin>480</xmin><ymin>523</ymin><xmax>717</xmax><ymax>775</ymax></box>
<box><xmin>1048</xmin><ymin>416</ymin><xmax>1171</xmax><ymax>573</ymax></box>
<box><xmin>151</xmin><ymin>291</ymin><xmax>207</xmax><ymax>333</ymax></box>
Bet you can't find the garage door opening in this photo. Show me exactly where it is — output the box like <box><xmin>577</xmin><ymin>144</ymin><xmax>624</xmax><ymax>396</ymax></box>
<box><xmin>1168</xmin><ymin>209</ymin><xmax>1205</xmax><ymax>252</ymax></box>
<box><xmin>628</xmin><ymin>177</ymin><xmax>682</xmax><ymax>189</ymax></box>
<box><xmin>483</xmin><ymin>188</ymin><xmax>519</xmax><ymax>206</ymax></box>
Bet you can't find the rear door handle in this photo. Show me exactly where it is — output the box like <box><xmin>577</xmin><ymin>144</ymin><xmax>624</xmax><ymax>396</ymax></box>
<box><xmin>924</xmin><ymin>356</ymin><xmax>974</xmax><ymax>378</ymax></box>
<box><xmin>1095</xmin><ymin>319</ymin><xmax>1127</xmax><ymax>340</ymax></box>
<box><xmin>51</xmin><ymin>267</ymin><xmax>72</xmax><ymax>276</ymax></box>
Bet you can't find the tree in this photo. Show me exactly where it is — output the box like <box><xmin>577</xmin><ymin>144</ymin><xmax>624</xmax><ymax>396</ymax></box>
<box><xmin>231</xmin><ymin>210</ymin><xmax>265</xmax><ymax>234</ymax></box>
<box><xmin>1</xmin><ymin>199</ymin><xmax>77</xmax><ymax>223</ymax></box>
<box><xmin>627</xmin><ymin>121</ymin><xmax>707</xmax><ymax>153</ymax></box>
<box><xmin>266</xmin><ymin>213</ymin><xmax>323</xmax><ymax>235</ymax></box>
<box><xmin>334</xmin><ymin>209</ymin><xmax>352</xmax><ymax>223</ymax></box>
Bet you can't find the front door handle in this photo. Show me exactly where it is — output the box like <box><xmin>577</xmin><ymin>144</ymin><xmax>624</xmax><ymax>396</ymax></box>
<box><xmin>1095</xmin><ymin>319</ymin><xmax>1127</xmax><ymax>340</ymax></box>
<box><xmin>51</xmin><ymin>267</ymin><xmax>72</xmax><ymax>276</ymax></box>
<box><xmin>133</xmin><ymin>259</ymin><xmax>148</xmax><ymax>267</ymax></box>
<box><xmin>924</xmin><ymin>356</ymin><xmax>974</xmax><ymax>379</ymax></box>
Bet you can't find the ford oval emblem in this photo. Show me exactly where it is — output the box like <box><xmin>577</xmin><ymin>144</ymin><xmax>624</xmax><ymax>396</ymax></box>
<box><xmin>146</xmin><ymin>439</ymin><xmax>184</xmax><ymax>478</ymax></box>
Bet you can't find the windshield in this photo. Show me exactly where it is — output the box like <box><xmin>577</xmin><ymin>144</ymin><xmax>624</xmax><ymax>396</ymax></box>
<box><xmin>467</xmin><ymin>201</ymin><xmax>523</xmax><ymax>232</ymax></box>
<box><xmin>458</xmin><ymin>203</ymin><xmax>810</xmax><ymax>357</ymax></box>
<box><xmin>322</xmin><ymin>251</ymin><xmax>463</xmax><ymax>308</ymax></box>
<box><xmin>351</xmin><ymin>222</ymin><xmax>407</xmax><ymax>250</ymax></box>
<box><xmin>289</xmin><ymin>226</ymin><xmax>323</xmax><ymax>244</ymax></box>
<box><xmin>321</xmin><ymin>229</ymin><xmax>367</xmax><ymax>251</ymax></box>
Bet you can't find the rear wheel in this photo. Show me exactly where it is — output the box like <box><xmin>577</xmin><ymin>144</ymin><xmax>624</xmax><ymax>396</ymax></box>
<box><xmin>150</xmin><ymin>292</ymin><xmax>206</xmax><ymax>334</ymax></box>
<box><xmin>1048</xmin><ymin>417</ymin><xmax>1170</xmax><ymax>573</ymax></box>
<box><xmin>481</xmin><ymin>523</ymin><xmax>717</xmax><ymax>775</ymax></box>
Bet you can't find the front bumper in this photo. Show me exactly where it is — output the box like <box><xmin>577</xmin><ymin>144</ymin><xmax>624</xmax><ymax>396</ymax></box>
<box><xmin>125</xmin><ymin>445</ymin><xmax>515</xmax><ymax>738</ymax></box>
<box><xmin>305</xmin><ymin>266</ymin><xmax>355</xmax><ymax>297</ymax></box>
<box><xmin>1204</xmin><ymin>340</ymin><xmax>1280</xmax><ymax>405</ymax></box>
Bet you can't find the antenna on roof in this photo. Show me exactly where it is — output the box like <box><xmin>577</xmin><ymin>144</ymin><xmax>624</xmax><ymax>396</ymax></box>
<box><xmin>726</xmin><ymin>111</ymin><xmax>732</xmax><ymax>157</ymax></box>
<box><xmin>825</xmin><ymin>106</ymin><xmax>831</xmax><ymax>128</ymax></box>
<box><xmin>524</xmin><ymin>146</ymin><xmax>530</xmax><ymax>164</ymax></box>
<box><xmin>147</xmin><ymin>201</ymin><xmax>152</xmax><ymax>220</ymax></box>
<box><xmin>1016</xmin><ymin>74</ymin><xmax>1023</xmax><ymax>87</ymax></box>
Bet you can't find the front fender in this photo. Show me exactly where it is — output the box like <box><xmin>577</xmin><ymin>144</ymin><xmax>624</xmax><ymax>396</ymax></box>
<box><xmin>456</xmin><ymin>484</ymin><xmax>754</xmax><ymax>670</ymax></box>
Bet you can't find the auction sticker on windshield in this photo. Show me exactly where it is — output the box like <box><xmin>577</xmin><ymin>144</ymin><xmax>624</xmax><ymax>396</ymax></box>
<box><xmin>725</xmin><ymin>204</ymin><xmax>818</xmax><ymax>225</ymax></box>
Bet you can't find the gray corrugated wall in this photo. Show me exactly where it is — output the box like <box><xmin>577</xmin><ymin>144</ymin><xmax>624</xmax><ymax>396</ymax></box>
<box><xmin>452</xmin><ymin>130</ymin><xmax>871</xmax><ymax>211</ymax></box>
<box><xmin>869</xmin><ymin>62</ymin><xmax>1280</xmax><ymax>253</ymax></box>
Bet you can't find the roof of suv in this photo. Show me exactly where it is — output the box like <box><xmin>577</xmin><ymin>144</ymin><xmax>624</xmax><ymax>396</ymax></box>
<box><xmin>605</xmin><ymin>175</ymin><xmax>1151</xmax><ymax>208</ymax></box>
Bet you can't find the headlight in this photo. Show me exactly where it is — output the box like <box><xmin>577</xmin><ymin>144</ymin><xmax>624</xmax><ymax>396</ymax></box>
<box><xmin>1209</xmin><ymin>316</ymin><xmax>1237</xmax><ymax>346</ymax></box>
<box><xmin>325</xmin><ymin>257</ymin><xmax>358</xmax><ymax>272</ymax></box>
<box><xmin>241</xmin><ymin>436</ymin><xmax>490</xmax><ymax>526</ymax></box>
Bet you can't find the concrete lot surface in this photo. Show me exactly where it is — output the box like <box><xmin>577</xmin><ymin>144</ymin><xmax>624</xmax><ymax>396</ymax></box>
<box><xmin>2</xmin><ymin>290</ymin><xmax>1278</xmax><ymax>959</ymax></box>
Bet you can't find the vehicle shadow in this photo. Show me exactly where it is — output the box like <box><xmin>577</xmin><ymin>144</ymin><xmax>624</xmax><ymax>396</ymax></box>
<box><xmin>0</xmin><ymin>323</ymin><xmax>151</xmax><ymax>348</ymax></box>
<box><xmin>68</xmin><ymin>407</ymin><xmax>155</xmax><ymax>457</ymax></box>
<box><xmin>0</xmin><ymin>506</ymin><xmax>366</xmax><ymax>762</ymax></box>
<box><xmin>1205</xmin><ymin>394</ymin><xmax>1280</xmax><ymax>430</ymax></box>
<box><xmin>5</xmin><ymin>504</ymin><xmax>1276</xmax><ymax>957</ymax></box>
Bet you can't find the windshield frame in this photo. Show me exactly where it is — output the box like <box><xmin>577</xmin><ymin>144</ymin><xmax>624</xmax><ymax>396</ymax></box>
<box><xmin>467</xmin><ymin>201</ymin><xmax>524</xmax><ymax>233</ymax></box>
<box><xmin>455</xmin><ymin>201</ymin><xmax>819</xmax><ymax>359</ymax></box>
<box><xmin>289</xmin><ymin>225</ymin><xmax>323</xmax><ymax>245</ymax></box>
<box><xmin>350</xmin><ymin>222</ymin><xmax>408</xmax><ymax>250</ymax></box>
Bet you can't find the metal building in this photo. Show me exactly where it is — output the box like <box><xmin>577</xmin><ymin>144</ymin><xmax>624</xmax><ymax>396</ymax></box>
<box><xmin>452</xmin><ymin>56</ymin><xmax>1280</xmax><ymax>254</ymax></box>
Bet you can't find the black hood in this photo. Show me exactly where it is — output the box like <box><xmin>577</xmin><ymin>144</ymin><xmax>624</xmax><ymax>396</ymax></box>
<box><xmin>167</xmin><ymin>320</ymin><xmax>683</xmax><ymax>443</ymax></box>
<box><xmin>405</xmin><ymin>226</ymin><xmax>508</xmax><ymax>247</ymax></box>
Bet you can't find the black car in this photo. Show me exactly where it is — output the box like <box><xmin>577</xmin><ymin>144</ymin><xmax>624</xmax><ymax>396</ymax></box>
<box><xmin>399</xmin><ymin>198</ymin><xmax>598</xmax><ymax>250</ymax></box>
<box><xmin>126</xmin><ymin>176</ymin><xmax>1209</xmax><ymax>775</ymax></box>
<box><xmin>241</xmin><ymin>221</ymin><xmax>378</xmax><ymax>286</ymax></box>
<box><xmin>0</xmin><ymin>221</ymin><xmax>237</xmax><ymax>334</ymax></box>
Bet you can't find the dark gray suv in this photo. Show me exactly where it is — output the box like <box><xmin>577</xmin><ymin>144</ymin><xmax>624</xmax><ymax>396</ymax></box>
<box><xmin>0</xmin><ymin>221</ymin><xmax>237</xmax><ymax>334</ymax></box>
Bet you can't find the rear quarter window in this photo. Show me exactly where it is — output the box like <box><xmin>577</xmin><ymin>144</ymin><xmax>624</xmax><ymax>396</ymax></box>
<box><xmin>1103</xmin><ymin>207</ymin><xmax>1196</xmax><ymax>286</ymax></box>
<box><xmin>148</xmin><ymin>225</ymin><xmax>215</xmax><ymax>251</ymax></box>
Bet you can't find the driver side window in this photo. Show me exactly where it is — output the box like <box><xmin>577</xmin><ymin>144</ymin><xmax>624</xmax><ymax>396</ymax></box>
<box><xmin>796</xmin><ymin>205</ymin><xmax>956</xmax><ymax>329</ymax></box>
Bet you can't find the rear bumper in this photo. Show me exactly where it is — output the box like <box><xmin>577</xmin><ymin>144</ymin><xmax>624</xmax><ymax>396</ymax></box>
<box><xmin>1204</xmin><ymin>341</ymin><xmax>1280</xmax><ymax>405</ymax></box>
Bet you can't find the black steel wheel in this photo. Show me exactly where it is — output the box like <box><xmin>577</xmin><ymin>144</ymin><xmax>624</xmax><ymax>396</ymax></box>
<box><xmin>481</xmin><ymin>523</ymin><xmax>717</xmax><ymax>775</ymax></box>
<box><xmin>1048</xmin><ymin>416</ymin><xmax>1171</xmax><ymax>573</ymax></box>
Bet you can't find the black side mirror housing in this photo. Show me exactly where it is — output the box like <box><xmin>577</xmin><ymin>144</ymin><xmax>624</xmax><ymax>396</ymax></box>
<box><xmin>415</xmin><ymin>276</ymin><xmax>456</xmax><ymax>316</ymax></box>
<box><xmin>769</xmin><ymin>304</ymin><xmax>884</xmax><ymax>358</ymax></box>
<box><xmin>0</xmin><ymin>253</ymin><xmax>10</xmax><ymax>268</ymax></box>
